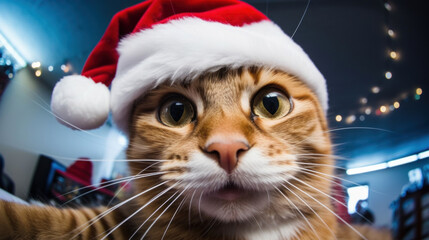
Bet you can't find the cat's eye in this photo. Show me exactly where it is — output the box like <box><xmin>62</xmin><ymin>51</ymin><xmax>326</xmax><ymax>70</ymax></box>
<box><xmin>252</xmin><ymin>87</ymin><xmax>292</xmax><ymax>119</ymax></box>
<box><xmin>158</xmin><ymin>95</ymin><xmax>195</xmax><ymax>127</ymax></box>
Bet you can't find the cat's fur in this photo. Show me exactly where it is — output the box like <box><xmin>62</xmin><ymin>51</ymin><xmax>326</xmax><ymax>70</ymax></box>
<box><xmin>0</xmin><ymin>67</ymin><xmax>390</xmax><ymax>239</ymax></box>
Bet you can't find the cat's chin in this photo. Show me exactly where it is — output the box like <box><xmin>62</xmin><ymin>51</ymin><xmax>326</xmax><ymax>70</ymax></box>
<box><xmin>210</xmin><ymin>182</ymin><xmax>249</xmax><ymax>201</ymax></box>
<box><xmin>198</xmin><ymin>186</ymin><xmax>269</xmax><ymax>222</ymax></box>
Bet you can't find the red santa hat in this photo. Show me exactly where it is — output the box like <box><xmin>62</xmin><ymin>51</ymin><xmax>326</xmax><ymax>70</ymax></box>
<box><xmin>51</xmin><ymin>0</ymin><xmax>327</xmax><ymax>133</ymax></box>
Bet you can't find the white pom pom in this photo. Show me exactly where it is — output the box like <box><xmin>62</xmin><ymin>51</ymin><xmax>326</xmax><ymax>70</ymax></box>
<box><xmin>51</xmin><ymin>75</ymin><xmax>110</xmax><ymax>130</ymax></box>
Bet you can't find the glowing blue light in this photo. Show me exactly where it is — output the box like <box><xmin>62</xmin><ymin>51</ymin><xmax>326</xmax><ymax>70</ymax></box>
<box><xmin>118</xmin><ymin>134</ymin><xmax>128</xmax><ymax>147</ymax></box>
<box><xmin>387</xmin><ymin>155</ymin><xmax>418</xmax><ymax>168</ymax></box>
<box><xmin>418</xmin><ymin>150</ymin><xmax>429</xmax><ymax>160</ymax></box>
<box><xmin>347</xmin><ymin>149</ymin><xmax>429</xmax><ymax>175</ymax></box>
<box><xmin>0</xmin><ymin>32</ymin><xmax>27</xmax><ymax>69</ymax></box>
<box><xmin>346</xmin><ymin>163</ymin><xmax>387</xmax><ymax>175</ymax></box>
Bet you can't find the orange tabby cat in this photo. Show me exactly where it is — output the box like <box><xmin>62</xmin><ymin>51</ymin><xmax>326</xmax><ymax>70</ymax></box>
<box><xmin>0</xmin><ymin>67</ymin><xmax>390</xmax><ymax>239</ymax></box>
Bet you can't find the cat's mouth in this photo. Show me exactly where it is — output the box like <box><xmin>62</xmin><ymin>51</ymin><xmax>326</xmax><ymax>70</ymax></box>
<box><xmin>210</xmin><ymin>181</ymin><xmax>250</xmax><ymax>201</ymax></box>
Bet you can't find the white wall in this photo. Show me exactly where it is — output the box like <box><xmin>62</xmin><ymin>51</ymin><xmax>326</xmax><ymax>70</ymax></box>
<box><xmin>344</xmin><ymin>157</ymin><xmax>429</xmax><ymax>228</ymax></box>
<box><xmin>0</xmin><ymin>68</ymin><xmax>112</xmax><ymax>199</ymax></box>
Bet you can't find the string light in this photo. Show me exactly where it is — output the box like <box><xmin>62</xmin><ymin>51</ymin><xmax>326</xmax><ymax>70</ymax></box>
<box><xmin>371</xmin><ymin>86</ymin><xmax>380</xmax><ymax>94</ymax></box>
<box><xmin>385</xmin><ymin>71</ymin><xmax>392</xmax><ymax>79</ymax></box>
<box><xmin>345</xmin><ymin>115</ymin><xmax>356</xmax><ymax>124</ymax></box>
<box><xmin>0</xmin><ymin>32</ymin><xmax>27</xmax><ymax>69</ymax></box>
<box><xmin>335</xmin><ymin>115</ymin><xmax>342</xmax><ymax>122</ymax></box>
<box><xmin>61</xmin><ymin>64</ymin><xmax>70</xmax><ymax>73</ymax></box>
<box><xmin>31</xmin><ymin>61</ymin><xmax>41</xmax><ymax>69</ymax></box>
<box><xmin>393</xmin><ymin>101</ymin><xmax>400</xmax><ymax>109</ymax></box>
<box><xmin>384</xmin><ymin>2</ymin><xmax>392</xmax><ymax>11</ymax></box>
<box><xmin>328</xmin><ymin>2</ymin><xmax>416</xmax><ymax>124</ymax></box>
<box><xmin>416</xmin><ymin>88</ymin><xmax>422</xmax><ymax>95</ymax></box>
<box><xmin>35</xmin><ymin>69</ymin><xmax>42</xmax><ymax>77</ymax></box>
<box><xmin>365</xmin><ymin>108</ymin><xmax>371</xmax><ymax>115</ymax></box>
<box><xmin>8</xmin><ymin>73</ymin><xmax>14</xmax><ymax>79</ymax></box>
<box><xmin>48</xmin><ymin>66</ymin><xmax>54</xmax><ymax>72</ymax></box>
<box><xmin>335</xmin><ymin>87</ymin><xmax>420</xmax><ymax>121</ymax></box>
<box><xmin>389</xmin><ymin>51</ymin><xmax>398</xmax><ymax>60</ymax></box>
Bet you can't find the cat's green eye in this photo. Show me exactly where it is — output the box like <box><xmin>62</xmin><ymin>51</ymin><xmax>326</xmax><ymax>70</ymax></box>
<box><xmin>158</xmin><ymin>95</ymin><xmax>195</xmax><ymax>127</ymax></box>
<box><xmin>252</xmin><ymin>87</ymin><xmax>292</xmax><ymax>119</ymax></box>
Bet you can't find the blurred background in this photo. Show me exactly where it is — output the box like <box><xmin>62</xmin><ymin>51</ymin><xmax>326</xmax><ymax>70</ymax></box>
<box><xmin>0</xmin><ymin>0</ymin><xmax>428</xmax><ymax>238</ymax></box>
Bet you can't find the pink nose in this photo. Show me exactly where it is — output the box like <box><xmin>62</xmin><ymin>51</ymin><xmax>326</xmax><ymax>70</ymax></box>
<box><xmin>206</xmin><ymin>142</ymin><xmax>249</xmax><ymax>174</ymax></box>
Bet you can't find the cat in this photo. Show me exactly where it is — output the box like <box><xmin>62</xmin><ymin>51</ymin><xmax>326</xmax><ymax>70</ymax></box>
<box><xmin>0</xmin><ymin>67</ymin><xmax>391</xmax><ymax>239</ymax></box>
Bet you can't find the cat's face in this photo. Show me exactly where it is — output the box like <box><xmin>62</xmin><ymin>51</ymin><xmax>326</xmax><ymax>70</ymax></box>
<box><xmin>127</xmin><ymin>67</ymin><xmax>332</xmax><ymax>224</ymax></box>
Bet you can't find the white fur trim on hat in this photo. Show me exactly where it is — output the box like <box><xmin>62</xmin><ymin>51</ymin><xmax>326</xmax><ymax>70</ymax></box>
<box><xmin>51</xmin><ymin>75</ymin><xmax>110</xmax><ymax>130</ymax></box>
<box><xmin>111</xmin><ymin>18</ymin><xmax>328</xmax><ymax>133</ymax></box>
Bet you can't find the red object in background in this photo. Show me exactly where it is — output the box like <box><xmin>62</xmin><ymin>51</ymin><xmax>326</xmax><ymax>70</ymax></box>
<box><xmin>332</xmin><ymin>178</ymin><xmax>352</xmax><ymax>223</ymax></box>
<box><xmin>65</xmin><ymin>158</ymin><xmax>93</xmax><ymax>185</ymax></box>
<box><xmin>50</xmin><ymin>158</ymin><xmax>116</xmax><ymax>205</ymax></box>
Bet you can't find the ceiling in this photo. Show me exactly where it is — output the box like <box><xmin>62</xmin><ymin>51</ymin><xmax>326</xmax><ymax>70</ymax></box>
<box><xmin>0</xmin><ymin>0</ymin><xmax>428</xmax><ymax>168</ymax></box>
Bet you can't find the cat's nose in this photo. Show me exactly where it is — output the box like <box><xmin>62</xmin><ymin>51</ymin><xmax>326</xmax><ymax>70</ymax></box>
<box><xmin>205</xmin><ymin>141</ymin><xmax>249</xmax><ymax>174</ymax></box>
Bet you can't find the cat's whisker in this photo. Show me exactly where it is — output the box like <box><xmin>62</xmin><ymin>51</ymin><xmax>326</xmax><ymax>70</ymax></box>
<box><xmin>280</xmin><ymin>182</ymin><xmax>337</xmax><ymax>240</ymax></box>
<box><xmin>274</xmin><ymin>186</ymin><xmax>322</xmax><ymax>240</ymax></box>
<box><xmin>95</xmin><ymin>158</ymin><xmax>168</xmax><ymax>162</ymax></box>
<box><xmin>107</xmin><ymin>162</ymin><xmax>162</xmax><ymax>207</ymax></box>
<box><xmin>35</xmin><ymin>153</ymin><xmax>169</xmax><ymax>163</ymax></box>
<box><xmin>16</xmin><ymin>80</ymin><xmax>110</xmax><ymax>142</ymax></box>
<box><xmin>251</xmin><ymin>215</ymin><xmax>263</xmax><ymax>232</ymax></box>
<box><xmin>291</xmin><ymin>0</ymin><xmax>311</xmax><ymax>39</ymax></box>
<box><xmin>198</xmin><ymin>190</ymin><xmax>205</xmax><ymax>222</ymax></box>
<box><xmin>161</xmin><ymin>189</ymin><xmax>188</xmax><ymax>240</ymax></box>
<box><xmin>61</xmin><ymin>169</ymin><xmax>161</xmax><ymax>196</ymax></box>
<box><xmin>297</xmin><ymin>162</ymin><xmax>347</xmax><ymax>170</ymax></box>
<box><xmin>287</xmin><ymin>166</ymin><xmax>371</xmax><ymax>199</ymax></box>
<box><xmin>140</xmin><ymin>187</ymin><xmax>188</xmax><ymax>240</ymax></box>
<box><xmin>13</xmin><ymin>79</ymin><xmax>50</xmax><ymax>107</ymax></box>
<box><xmin>62</xmin><ymin>171</ymin><xmax>169</xmax><ymax>207</ymax></box>
<box><xmin>200</xmin><ymin>218</ymin><xmax>218</xmax><ymax>238</ymax></box>
<box><xmin>128</xmin><ymin>185</ymin><xmax>183</xmax><ymax>239</ymax></box>
<box><xmin>71</xmin><ymin>180</ymin><xmax>171</xmax><ymax>239</ymax></box>
<box><xmin>291</xmin><ymin>166</ymin><xmax>387</xmax><ymax>196</ymax></box>
<box><xmin>295</xmin><ymin>153</ymin><xmax>348</xmax><ymax>161</ymax></box>
<box><xmin>285</xmin><ymin>179</ymin><xmax>368</xmax><ymax>240</ymax></box>
<box><xmin>101</xmin><ymin>182</ymin><xmax>181</xmax><ymax>240</ymax></box>
<box><xmin>61</xmin><ymin>174</ymin><xmax>137</xmax><ymax>197</ymax></box>
<box><xmin>290</xmin><ymin>165</ymin><xmax>363</xmax><ymax>186</ymax></box>
<box><xmin>188</xmin><ymin>188</ymin><xmax>198</xmax><ymax>228</ymax></box>
<box><xmin>326</xmin><ymin>126</ymin><xmax>392</xmax><ymax>134</ymax></box>
<box><xmin>265</xmin><ymin>187</ymin><xmax>271</xmax><ymax>206</ymax></box>
<box><xmin>31</xmin><ymin>99</ymin><xmax>107</xmax><ymax>140</ymax></box>
<box><xmin>288</xmin><ymin>175</ymin><xmax>374</xmax><ymax>225</ymax></box>
<box><xmin>292</xmin><ymin>126</ymin><xmax>392</xmax><ymax>147</ymax></box>
<box><xmin>289</xmin><ymin>165</ymin><xmax>381</xmax><ymax>198</ymax></box>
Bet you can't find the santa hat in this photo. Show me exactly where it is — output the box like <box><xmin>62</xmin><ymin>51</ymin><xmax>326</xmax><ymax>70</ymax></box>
<box><xmin>51</xmin><ymin>0</ymin><xmax>327</xmax><ymax>133</ymax></box>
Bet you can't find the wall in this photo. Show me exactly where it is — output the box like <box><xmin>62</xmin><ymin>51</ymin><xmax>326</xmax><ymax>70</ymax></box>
<box><xmin>344</xmin><ymin>157</ymin><xmax>429</xmax><ymax>228</ymax></box>
<box><xmin>0</xmin><ymin>68</ymin><xmax>111</xmax><ymax>199</ymax></box>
